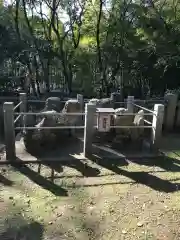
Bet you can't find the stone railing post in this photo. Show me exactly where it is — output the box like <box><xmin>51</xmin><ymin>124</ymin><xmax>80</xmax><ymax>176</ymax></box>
<box><xmin>77</xmin><ymin>94</ymin><xmax>84</xmax><ymax>110</ymax></box>
<box><xmin>19</xmin><ymin>93</ymin><xmax>27</xmax><ymax>127</ymax></box>
<box><xmin>77</xmin><ymin>94</ymin><xmax>84</xmax><ymax>124</ymax></box>
<box><xmin>151</xmin><ymin>104</ymin><xmax>164</xmax><ymax>149</ymax></box>
<box><xmin>83</xmin><ymin>103</ymin><xmax>96</xmax><ymax>157</ymax></box>
<box><xmin>127</xmin><ymin>96</ymin><xmax>134</xmax><ymax>113</ymax></box>
<box><xmin>164</xmin><ymin>93</ymin><xmax>178</xmax><ymax>131</ymax></box>
<box><xmin>3</xmin><ymin>102</ymin><xmax>16</xmax><ymax>161</ymax></box>
<box><xmin>110</xmin><ymin>93</ymin><xmax>115</xmax><ymax>109</ymax></box>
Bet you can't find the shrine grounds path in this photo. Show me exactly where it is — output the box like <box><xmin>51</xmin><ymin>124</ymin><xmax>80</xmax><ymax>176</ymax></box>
<box><xmin>0</xmin><ymin>134</ymin><xmax>180</xmax><ymax>239</ymax></box>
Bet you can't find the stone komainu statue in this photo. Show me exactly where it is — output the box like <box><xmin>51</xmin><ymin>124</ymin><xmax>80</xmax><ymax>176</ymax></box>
<box><xmin>43</xmin><ymin>97</ymin><xmax>64</xmax><ymax>112</ymax></box>
<box><xmin>113</xmin><ymin>109</ymin><xmax>145</xmax><ymax>148</ymax></box>
<box><xmin>23</xmin><ymin>97</ymin><xmax>81</xmax><ymax>153</ymax></box>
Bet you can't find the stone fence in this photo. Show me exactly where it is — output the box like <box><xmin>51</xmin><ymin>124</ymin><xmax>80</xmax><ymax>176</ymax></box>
<box><xmin>0</xmin><ymin>92</ymin><xmax>179</xmax><ymax>138</ymax></box>
<box><xmin>109</xmin><ymin>93</ymin><xmax>178</xmax><ymax>131</ymax></box>
<box><xmin>3</xmin><ymin>93</ymin><xmax>165</xmax><ymax>161</ymax></box>
<box><xmin>81</xmin><ymin>93</ymin><xmax>178</xmax><ymax>132</ymax></box>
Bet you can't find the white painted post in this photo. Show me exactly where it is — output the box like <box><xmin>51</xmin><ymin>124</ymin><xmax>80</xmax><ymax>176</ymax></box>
<box><xmin>83</xmin><ymin>103</ymin><xmax>96</xmax><ymax>157</ymax></box>
<box><xmin>19</xmin><ymin>93</ymin><xmax>27</xmax><ymax>128</ymax></box>
<box><xmin>151</xmin><ymin>104</ymin><xmax>164</xmax><ymax>149</ymax></box>
<box><xmin>3</xmin><ymin>102</ymin><xmax>16</xmax><ymax>160</ymax></box>
<box><xmin>127</xmin><ymin>96</ymin><xmax>134</xmax><ymax>113</ymax></box>
<box><xmin>164</xmin><ymin>93</ymin><xmax>178</xmax><ymax>131</ymax></box>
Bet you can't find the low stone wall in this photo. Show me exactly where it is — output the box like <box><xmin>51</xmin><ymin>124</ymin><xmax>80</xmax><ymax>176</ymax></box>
<box><xmin>0</xmin><ymin>92</ymin><xmax>179</xmax><ymax>144</ymax></box>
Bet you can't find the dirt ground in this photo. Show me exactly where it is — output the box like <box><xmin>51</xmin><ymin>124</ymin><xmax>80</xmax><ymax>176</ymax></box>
<box><xmin>0</xmin><ymin>134</ymin><xmax>180</xmax><ymax>239</ymax></box>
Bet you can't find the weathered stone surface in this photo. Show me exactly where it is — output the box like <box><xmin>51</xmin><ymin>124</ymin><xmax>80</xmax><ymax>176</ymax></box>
<box><xmin>131</xmin><ymin>110</ymin><xmax>145</xmax><ymax>141</ymax></box>
<box><xmin>99</xmin><ymin>98</ymin><xmax>113</xmax><ymax>108</ymax></box>
<box><xmin>88</xmin><ymin>98</ymin><xmax>113</xmax><ymax>132</ymax></box>
<box><xmin>88</xmin><ymin>98</ymin><xmax>113</xmax><ymax>108</ymax></box>
<box><xmin>23</xmin><ymin>99</ymin><xmax>81</xmax><ymax>153</ymax></box>
<box><xmin>45</xmin><ymin>90</ymin><xmax>64</xmax><ymax>100</ymax></box>
<box><xmin>44</xmin><ymin>97</ymin><xmax>63</xmax><ymax>112</ymax></box>
<box><xmin>23</xmin><ymin>111</ymin><xmax>36</xmax><ymax>127</ymax></box>
<box><xmin>88</xmin><ymin>98</ymin><xmax>101</xmax><ymax>105</ymax></box>
<box><xmin>114</xmin><ymin>107</ymin><xmax>127</xmax><ymax>115</ymax></box>
<box><xmin>88</xmin><ymin>99</ymin><xmax>100</xmax><ymax>129</ymax></box>
<box><xmin>24</xmin><ymin>97</ymin><xmax>63</xmax><ymax>128</ymax></box>
<box><xmin>111</xmin><ymin>92</ymin><xmax>122</xmax><ymax>102</ymax></box>
<box><xmin>112</xmin><ymin>108</ymin><xmax>146</xmax><ymax>149</ymax></box>
<box><xmin>133</xmin><ymin>110</ymin><xmax>144</xmax><ymax>125</ymax></box>
<box><xmin>113</xmin><ymin>108</ymin><xmax>134</xmax><ymax>136</ymax></box>
<box><xmin>61</xmin><ymin>99</ymin><xmax>81</xmax><ymax>125</ymax></box>
<box><xmin>23</xmin><ymin>110</ymin><xmax>58</xmax><ymax>153</ymax></box>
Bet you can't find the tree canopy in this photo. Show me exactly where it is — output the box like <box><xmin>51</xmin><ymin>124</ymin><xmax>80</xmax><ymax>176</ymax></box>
<box><xmin>0</xmin><ymin>0</ymin><xmax>180</xmax><ymax>98</ymax></box>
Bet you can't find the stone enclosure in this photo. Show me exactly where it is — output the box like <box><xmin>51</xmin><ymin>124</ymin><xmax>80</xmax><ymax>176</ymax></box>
<box><xmin>2</xmin><ymin>92</ymin><xmax>178</xmax><ymax>162</ymax></box>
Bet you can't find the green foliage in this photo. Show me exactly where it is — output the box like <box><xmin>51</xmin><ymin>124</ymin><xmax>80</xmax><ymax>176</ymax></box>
<box><xmin>1</xmin><ymin>0</ymin><xmax>180</xmax><ymax>97</ymax></box>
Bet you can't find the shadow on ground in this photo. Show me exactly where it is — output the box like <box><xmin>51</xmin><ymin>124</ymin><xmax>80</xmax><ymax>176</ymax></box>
<box><xmin>0</xmin><ymin>218</ymin><xmax>43</xmax><ymax>240</ymax></box>
<box><xmin>89</xmin><ymin>153</ymin><xmax>180</xmax><ymax>193</ymax></box>
<box><xmin>12</xmin><ymin>162</ymin><xmax>68</xmax><ymax>197</ymax></box>
<box><xmin>44</xmin><ymin>160</ymin><xmax>101</xmax><ymax>178</ymax></box>
<box><xmin>37</xmin><ymin>144</ymin><xmax>129</xmax><ymax>181</ymax></box>
<box><xmin>130</xmin><ymin>155</ymin><xmax>180</xmax><ymax>173</ymax></box>
<box><xmin>10</xmin><ymin>135</ymin><xmax>180</xmax><ymax>194</ymax></box>
<box><xmin>13</xmin><ymin>154</ymin><xmax>180</xmax><ymax>193</ymax></box>
<box><xmin>10</xmin><ymin>146</ymin><xmax>129</xmax><ymax>196</ymax></box>
<box><xmin>22</xmin><ymin>135</ymin><xmax>84</xmax><ymax>160</ymax></box>
<box><xmin>0</xmin><ymin>173</ymin><xmax>13</xmax><ymax>186</ymax></box>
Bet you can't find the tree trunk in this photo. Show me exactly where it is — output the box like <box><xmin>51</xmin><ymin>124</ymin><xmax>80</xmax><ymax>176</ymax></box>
<box><xmin>29</xmin><ymin>74</ymin><xmax>37</xmax><ymax>96</ymax></box>
<box><xmin>33</xmin><ymin>56</ymin><xmax>41</xmax><ymax>96</ymax></box>
<box><xmin>43</xmin><ymin>59</ymin><xmax>50</xmax><ymax>92</ymax></box>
